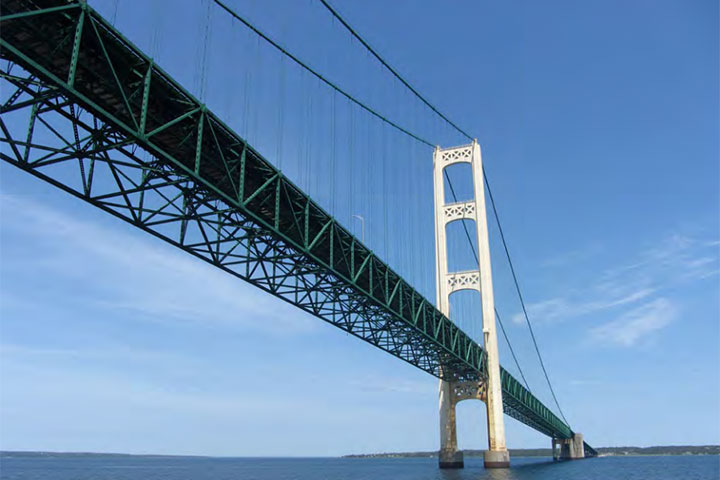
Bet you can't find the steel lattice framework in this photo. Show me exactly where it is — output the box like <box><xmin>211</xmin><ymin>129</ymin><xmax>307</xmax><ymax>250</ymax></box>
<box><xmin>0</xmin><ymin>0</ymin><xmax>595</xmax><ymax>454</ymax></box>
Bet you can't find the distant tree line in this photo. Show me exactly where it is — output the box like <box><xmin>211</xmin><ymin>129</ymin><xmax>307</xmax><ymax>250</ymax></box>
<box><xmin>342</xmin><ymin>445</ymin><xmax>720</xmax><ymax>458</ymax></box>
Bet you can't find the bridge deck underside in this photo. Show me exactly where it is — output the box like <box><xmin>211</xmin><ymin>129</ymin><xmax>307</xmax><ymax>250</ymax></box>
<box><xmin>0</xmin><ymin>0</ymin><xmax>593</xmax><ymax>451</ymax></box>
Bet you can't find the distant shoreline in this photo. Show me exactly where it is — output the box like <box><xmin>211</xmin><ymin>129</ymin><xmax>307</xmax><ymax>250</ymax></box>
<box><xmin>1</xmin><ymin>446</ymin><xmax>718</xmax><ymax>459</ymax></box>
<box><xmin>343</xmin><ymin>446</ymin><xmax>720</xmax><ymax>458</ymax></box>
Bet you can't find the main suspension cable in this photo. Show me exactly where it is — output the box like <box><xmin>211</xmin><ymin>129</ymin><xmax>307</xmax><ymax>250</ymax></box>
<box><xmin>317</xmin><ymin>0</ymin><xmax>531</xmax><ymax>394</ymax></box>
<box><xmin>484</xmin><ymin>175</ymin><xmax>570</xmax><ymax>425</ymax></box>
<box><xmin>317</xmin><ymin>0</ymin><xmax>474</xmax><ymax>141</ymax></box>
<box><xmin>212</xmin><ymin>0</ymin><xmax>434</xmax><ymax>148</ymax></box>
<box><xmin>444</xmin><ymin>170</ymin><xmax>530</xmax><ymax>390</ymax></box>
<box><xmin>318</xmin><ymin>0</ymin><xmax>570</xmax><ymax>425</ymax></box>
<box><xmin>215</xmin><ymin>0</ymin><xmax>569</xmax><ymax>426</ymax></box>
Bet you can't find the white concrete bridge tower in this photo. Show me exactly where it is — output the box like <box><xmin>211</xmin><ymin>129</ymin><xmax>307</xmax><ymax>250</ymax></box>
<box><xmin>433</xmin><ymin>141</ymin><xmax>510</xmax><ymax>469</ymax></box>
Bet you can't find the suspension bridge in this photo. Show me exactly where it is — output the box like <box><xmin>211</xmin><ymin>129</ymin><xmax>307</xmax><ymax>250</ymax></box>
<box><xmin>0</xmin><ymin>0</ymin><xmax>597</xmax><ymax>467</ymax></box>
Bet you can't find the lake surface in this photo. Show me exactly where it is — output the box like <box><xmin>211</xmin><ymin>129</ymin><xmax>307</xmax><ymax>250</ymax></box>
<box><xmin>1</xmin><ymin>455</ymin><xmax>718</xmax><ymax>479</ymax></box>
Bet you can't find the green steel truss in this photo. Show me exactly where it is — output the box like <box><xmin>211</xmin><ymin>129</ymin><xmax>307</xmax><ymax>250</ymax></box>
<box><xmin>0</xmin><ymin>0</ymin><xmax>594</xmax><ymax>451</ymax></box>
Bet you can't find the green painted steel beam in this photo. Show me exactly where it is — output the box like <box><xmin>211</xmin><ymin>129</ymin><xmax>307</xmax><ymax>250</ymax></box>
<box><xmin>0</xmin><ymin>0</ymin><xmax>581</xmax><ymax>443</ymax></box>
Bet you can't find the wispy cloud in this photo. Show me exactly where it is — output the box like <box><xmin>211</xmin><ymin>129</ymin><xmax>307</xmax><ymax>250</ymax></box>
<box><xmin>0</xmin><ymin>193</ymin><xmax>316</xmax><ymax>334</ymax></box>
<box><xmin>569</xmin><ymin>379</ymin><xmax>603</xmax><ymax>386</ymax></box>
<box><xmin>600</xmin><ymin>233</ymin><xmax>720</xmax><ymax>285</ymax></box>
<box><xmin>0</xmin><ymin>343</ymin><xmax>197</xmax><ymax>367</ymax></box>
<box><xmin>512</xmin><ymin>287</ymin><xmax>655</xmax><ymax>325</ymax></box>
<box><xmin>516</xmin><ymin>230</ymin><xmax>717</xmax><ymax>346</ymax></box>
<box><xmin>590</xmin><ymin>298</ymin><xmax>677</xmax><ymax>347</ymax></box>
<box><xmin>1</xmin><ymin>354</ymin><xmax>293</xmax><ymax>418</ymax></box>
<box><xmin>346</xmin><ymin>375</ymin><xmax>433</xmax><ymax>395</ymax></box>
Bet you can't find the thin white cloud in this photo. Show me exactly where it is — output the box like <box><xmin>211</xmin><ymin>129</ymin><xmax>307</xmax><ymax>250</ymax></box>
<box><xmin>603</xmin><ymin>233</ymin><xmax>719</xmax><ymax>285</ymax></box>
<box><xmin>511</xmin><ymin>287</ymin><xmax>655</xmax><ymax>325</ymax></box>
<box><xmin>695</xmin><ymin>269</ymin><xmax>719</xmax><ymax>280</ymax></box>
<box><xmin>0</xmin><ymin>343</ymin><xmax>196</xmax><ymax>366</ymax></box>
<box><xmin>514</xmin><ymin>231</ymin><xmax>718</xmax><ymax>328</ymax></box>
<box><xmin>569</xmin><ymin>379</ymin><xmax>603</xmax><ymax>386</ymax></box>
<box><xmin>0</xmin><ymin>193</ymin><xmax>316</xmax><ymax>334</ymax></box>
<box><xmin>590</xmin><ymin>298</ymin><xmax>677</xmax><ymax>347</ymax></box>
<box><xmin>346</xmin><ymin>375</ymin><xmax>433</xmax><ymax>395</ymax></box>
<box><xmin>1</xmin><ymin>357</ymin><xmax>293</xmax><ymax>417</ymax></box>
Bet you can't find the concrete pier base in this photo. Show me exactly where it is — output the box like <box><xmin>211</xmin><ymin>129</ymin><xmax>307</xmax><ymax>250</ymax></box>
<box><xmin>438</xmin><ymin>380</ymin><xmax>465</xmax><ymax>469</ymax></box>
<box><xmin>483</xmin><ymin>449</ymin><xmax>510</xmax><ymax>468</ymax></box>
<box><xmin>439</xmin><ymin>449</ymin><xmax>464</xmax><ymax>469</ymax></box>
<box><xmin>553</xmin><ymin>433</ymin><xmax>585</xmax><ymax>460</ymax></box>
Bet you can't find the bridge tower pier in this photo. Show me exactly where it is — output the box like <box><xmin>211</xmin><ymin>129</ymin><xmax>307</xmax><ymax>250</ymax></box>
<box><xmin>438</xmin><ymin>380</ymin><xmax>486</xmax><ymax>467</ymax></box>
<box><xmin>553</xmin><ymin>433</ymin><xmax>585</xmax><ymax>460</ymax></box>
<box><xmin>433</xmin><ymin>141</ymin><xmax>510</xmax><ymax>469</ymax></box>
<box><xmin>438</xmin><ymin>380</ymin><xmax>463</xmax><ymax>468</ymax></box>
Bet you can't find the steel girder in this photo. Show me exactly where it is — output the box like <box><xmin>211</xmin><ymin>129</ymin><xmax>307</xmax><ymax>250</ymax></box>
<box><xmin>0</xmin><ymin>0</ymin><xmax>581</xmax><ymax>443</ymax></box>
<box><xmin>584</xmin><ymin>442</ymin><xmax>598</xmax><ymax>457</ymax></box>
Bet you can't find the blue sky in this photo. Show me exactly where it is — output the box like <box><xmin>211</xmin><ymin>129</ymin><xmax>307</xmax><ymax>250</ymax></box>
<box><xmin>0</xmin><ymin>0</ymin><xmax>718</xmax><ymax>456</ymax></box>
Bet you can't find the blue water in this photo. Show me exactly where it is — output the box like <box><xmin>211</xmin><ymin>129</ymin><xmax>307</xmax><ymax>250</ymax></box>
<box><xmin>1</xmin><ymin>455</ymin><xmax>718</xmax><ymax>480</ymax></box>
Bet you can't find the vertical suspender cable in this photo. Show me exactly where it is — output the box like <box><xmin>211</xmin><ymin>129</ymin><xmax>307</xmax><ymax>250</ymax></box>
<box><xmin>316</xmin><ymin>0</ymin><xmax>473</xmax><ymax>141</ymax></box>
<box><xmin>211</xmin><ymin>0</ymin><xmax>434</xmax><ymax>148</ymax></box>
<box><xmin>198</xmin><ymin>0</ymin><xmax>212</xmax><ymax>101</ymax></box>
<box><xmin>277</xmin><ymin>56</ymin><xmax>286</xmax><ymax>169</ymax></box>
<box><xmin>444</xmin><ymin>170</ymin><xmax>530</xmax><ymax>390</ymax></box>
<box><xmin>211</xmin><ymin>0</ymin><xmax>565</xmax><ymax>423</ymax></box>
<box><xmin>111</xmin><ymin>0</ymin><xmax>118</xmax><ymax>26</ymax></box>
<box><xmin>315</xmin><ymin>0</ymin><xmax>573</xmax><ymax>423</ymax></box>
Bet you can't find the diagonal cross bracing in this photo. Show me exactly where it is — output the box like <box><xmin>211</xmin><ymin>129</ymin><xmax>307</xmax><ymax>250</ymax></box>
<box><xmin>0</xmin><ymin>0</ymin><xmax>585</xmax><ymax>445</ymax></box>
